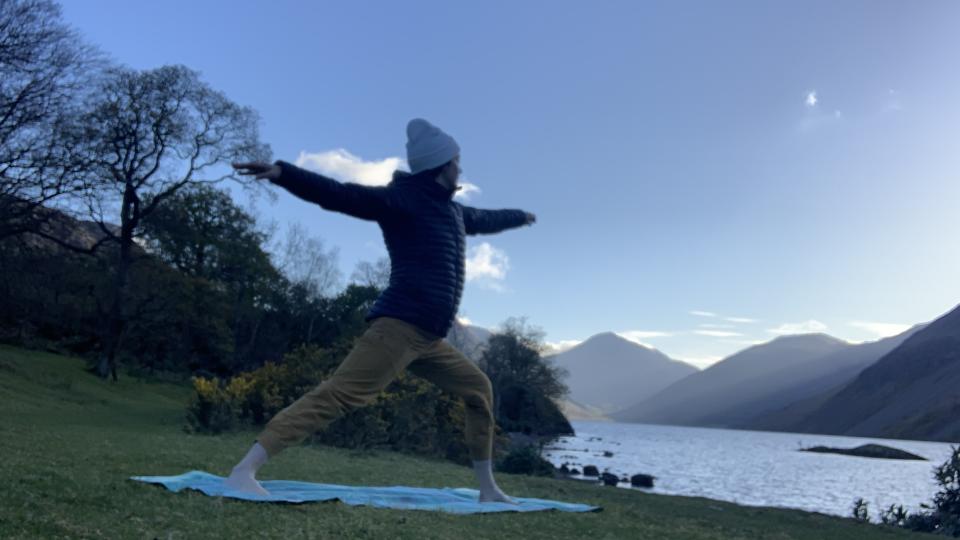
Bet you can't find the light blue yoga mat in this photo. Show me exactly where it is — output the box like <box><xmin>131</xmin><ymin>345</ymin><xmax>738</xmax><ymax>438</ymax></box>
<box><xmin>130</xmin><ymin>470</ymin><xmax>602</xmax><ymax>514</ymax></box>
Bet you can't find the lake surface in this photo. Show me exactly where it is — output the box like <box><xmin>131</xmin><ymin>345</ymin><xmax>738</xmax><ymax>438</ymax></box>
<box><xmin>540</xmin><ymin>420</ymin><xmax>958</xmax><ymax>519</ymax></box>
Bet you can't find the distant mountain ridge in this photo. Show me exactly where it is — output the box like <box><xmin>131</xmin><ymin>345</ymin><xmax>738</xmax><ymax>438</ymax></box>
<box><xmin>546</xmin><ymin>332</ymin><xmax>698</xmax><ymax>414</ymax></box>
<box><xmin>770</xmin><ymin>304</ymin><xmax>960</xmax><ymax>442</ymax></box>
<box><xmin>611</xmin><ymin>333</ymin><xmax>853</xmax><ymax>425</ymax></box>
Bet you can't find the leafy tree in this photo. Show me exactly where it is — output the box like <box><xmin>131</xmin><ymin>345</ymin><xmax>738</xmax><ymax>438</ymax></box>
<box><xmin>31</xmin><ymin>64</ymin><xmax>269</xmax><ymax>380</ymax></box>
<box><xmin>478</xmin><ymin>317</ymin><xmax>572</xmax><ymax>436</ymax></box>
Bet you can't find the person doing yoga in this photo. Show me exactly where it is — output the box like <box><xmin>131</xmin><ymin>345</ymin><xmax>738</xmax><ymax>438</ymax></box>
<box><xmin>227</xmin><ymin>118</ymin><xmax>536</xmax><ymax>503</ymax></box>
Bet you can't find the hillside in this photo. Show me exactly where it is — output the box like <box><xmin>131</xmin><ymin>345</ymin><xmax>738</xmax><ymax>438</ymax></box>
<box><xmin>612</xmin><ymin>333</ymin><xmax>852</xmax><ymax>425</ymax></box>
<box><xmin>781</xmin><ymin>303</ymin><xmax>960</xmax><ymax>442</ymax></box>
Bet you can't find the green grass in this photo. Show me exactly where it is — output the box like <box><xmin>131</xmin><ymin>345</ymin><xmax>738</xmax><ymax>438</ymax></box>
<box><xmin>0</xmin><ymin>344</ymin><xmax>930</xmax><ymax>539</ymax></box>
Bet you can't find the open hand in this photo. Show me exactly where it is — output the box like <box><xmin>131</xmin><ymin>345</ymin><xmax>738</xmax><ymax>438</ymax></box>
<box><xmin>232</xmin><ymin>161</ymin><xmax>281</xmax><ymax>181</ymax></box>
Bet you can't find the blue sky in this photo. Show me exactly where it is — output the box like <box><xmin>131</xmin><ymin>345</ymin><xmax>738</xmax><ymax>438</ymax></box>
<box><xmin>60</xmin><ymin>0</ymin><xmax>960</xmax><ymax>367</ymax></box>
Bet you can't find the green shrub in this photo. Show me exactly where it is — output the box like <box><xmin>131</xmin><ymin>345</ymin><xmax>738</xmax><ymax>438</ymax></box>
<box><xmin>853</xmin><ymin>445</ymin><xmax>960</xmax><ymax>536</ymax></box>
<box><xmin>184</xmin><ymin>376</ymin><xmax>236</xmax><ymax>434</ymax></box>
<box><xmin>495</xmin><ymin>444</ymin><xmax>556</xmax><ymax>477</ymax></box>
<box><xmin>183</xmin><ymin>344</ymin><xmax>485</xmax><ymax>465</ymax></box>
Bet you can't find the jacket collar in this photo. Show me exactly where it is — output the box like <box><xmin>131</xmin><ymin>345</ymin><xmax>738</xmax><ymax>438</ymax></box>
<box><xmin>392</xmin><ymin>170</ymin><xmax>457</xmax><ymax>201</ymax></box>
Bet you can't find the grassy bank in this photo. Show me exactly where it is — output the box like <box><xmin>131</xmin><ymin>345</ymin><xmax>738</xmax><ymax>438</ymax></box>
<box><xmin>0</xmin><ymin>344</ymin><xmax>928</xmax><ymax>539</ymax></box>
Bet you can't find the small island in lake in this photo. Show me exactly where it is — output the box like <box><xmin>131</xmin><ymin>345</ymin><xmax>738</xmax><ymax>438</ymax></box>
<box><xmin>799</xmin><ymin>443</ymin><xmax>927</xmax><ymax>461</ymax></box>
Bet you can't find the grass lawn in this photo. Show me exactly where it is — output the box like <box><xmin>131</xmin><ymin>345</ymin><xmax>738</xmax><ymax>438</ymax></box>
<box><xmin>0</xmin><ymin>344</ymin><xmax>930</xmax><ymax>539</ymax></box>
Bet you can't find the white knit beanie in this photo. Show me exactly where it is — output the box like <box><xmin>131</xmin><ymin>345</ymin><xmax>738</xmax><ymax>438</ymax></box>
<box><xmin>405</xmin><ymin>118</ymin><xmax>460</xmax><ymax>174</ymax></box>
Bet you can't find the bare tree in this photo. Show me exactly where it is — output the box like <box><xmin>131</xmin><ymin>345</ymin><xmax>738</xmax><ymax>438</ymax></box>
<box><xmin>350</xmin><ymin>256</ymin><xmax>390</xmax><ymax>290</ymax></box>
<box><xmin>268</xmin><ymin>222</ymin><xmax>342</xmax><ymax>344</ymax></box>
<box><xmin>33</xmin><ymin>64</ymin><xmax>270</xmax><ymax>380</ymax></box>
<box><xmin>0</xmin><ymin>0</ymin><xmax>101</xmax><ymax>240</ymax></box>
<box><xmin>271</xmin><ymin>221</ymin><xmax>342</xmax><ymax>299</ymax></box>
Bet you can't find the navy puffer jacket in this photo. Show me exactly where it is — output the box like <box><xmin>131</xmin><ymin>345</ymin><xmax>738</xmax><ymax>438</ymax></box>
<box><xmin>271</xmin><ymin>160</ymin><xmax>529</xmax><ymax>338</ymax></box>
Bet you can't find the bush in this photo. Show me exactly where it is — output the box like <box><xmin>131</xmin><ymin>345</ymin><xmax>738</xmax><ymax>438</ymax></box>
<box><xmin>852</xmin><ymin>445</ymin><xmax>960</xmax><ymax>536</ymax></box>
<box><xmin>496</xmin><ymin>444</ymin><xmax>556</xmax><ymax>477</ymax></box>
<box><xmin>184</xmin><ymin>376</ymin><xmax>236</xmax><ymax>434</ymax></box>
<box><xmin>182</xmin><ymin>344</ymin><xmax>484</xmax><ymax>465</ymax></box>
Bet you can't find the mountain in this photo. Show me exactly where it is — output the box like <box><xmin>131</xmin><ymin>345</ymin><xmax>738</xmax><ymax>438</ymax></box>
<box><xmin>724</xmin><ymin>326</ymin><xmax>925</xmax><ymax>429</ymax></box>
<box><xmin>552</xmin><ymin>396</ymin><xmax>612</xmax><ymax>422</ymax></box>
<box><xmin>446</xmin><ymin>320</ymin><xmax>493</xmax><ymax>361</ymax></box>
<box><xmin>611</xmin><ymin>333</ymin><xmax>869</xmax><ymax>426</ymax></box>
<box><xmin>546</xmin><ymin>332</ymin><xmax>698</xmax><ymax>414</ymax></box>
<box><xmin>775</xmin><ymin>304</ymin><xmax>960</xmax><ymax>442</ymax></box>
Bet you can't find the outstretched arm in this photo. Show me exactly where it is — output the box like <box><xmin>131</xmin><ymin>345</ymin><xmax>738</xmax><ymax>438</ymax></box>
<box><xmin>233</xmin><ymin>160</ymin><xmax>402</xmax><ymax>222</ymax></box>
<box><xmin>459</xmin><ymin>204</ymin><xmax>535</xmax><ymax>235</ymax></box>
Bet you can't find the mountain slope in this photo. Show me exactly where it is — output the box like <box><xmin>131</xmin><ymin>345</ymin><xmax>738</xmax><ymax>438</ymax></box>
<box><xmin>611</xmin><ymin>333</ymin><xmax>856</xmax><ymax>425</ymax></box>
<box><xmin>784</xmin><ymin>303</ymin><xmax>960</xmax><ymax>442</ymax></box>
<box><xmin>727</xmin><ymin>326</ymin><xmax>924</xmax><ymax>429</ymax></box>
<box><xmin>547</xmin><ymin>332</ymin><xmax>697</xmax><ymax>414</ymax></box>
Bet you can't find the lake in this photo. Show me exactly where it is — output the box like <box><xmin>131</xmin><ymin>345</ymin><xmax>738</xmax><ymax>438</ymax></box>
<box><xmin>540</xmin><ymin>420</ymin><xmax>958</xmax><ymax>519</ymax></box>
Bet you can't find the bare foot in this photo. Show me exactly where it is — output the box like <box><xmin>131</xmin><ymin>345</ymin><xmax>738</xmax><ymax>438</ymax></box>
<box><xmin>479</xmin><ymin>488</ymin><xmax>519</xmax><ymax>504</ymax></box>
<box><xmin>223</xmin><ymin>468</ymin><xmax>270</xmax><ymax>496</ymax></box>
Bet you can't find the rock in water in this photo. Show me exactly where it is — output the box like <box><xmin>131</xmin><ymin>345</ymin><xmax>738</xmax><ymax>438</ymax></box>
<box><xmin>800</xmin><ymin>443</ymin><xmax>927</xmax><ymax>461</ymax></box>
<box><xmin>631</xmin><ymin>473</ymin><xmax>656</xmax><ymax>488</ymax></box>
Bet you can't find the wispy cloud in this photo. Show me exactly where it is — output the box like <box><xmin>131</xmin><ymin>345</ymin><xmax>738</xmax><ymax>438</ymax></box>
<box><xmin>695</xmin><ymin>330</ymin><xmax>743</xmax><ymax>338</ymax></box>
<box><xmin>799</xmin><ymin>90</ymin><xmax>842</xmax><ymax>132</ymax></box>
<box><xmin>725</xmin><ymin>317</ymin><xmax>757</xmax><ymax>323</ymax></box>
<box><xmin>466</xmin><ymin>242</ymin><xmax>509</xmax><ymax>291</ymax></box>
<box><xmin>767</xmin><ymin>320</ymin><xmax>828</xmax><ymax>335</ymax></box>
<box><xmin>295</xmin><ymin>148</ymin><xmax>481</xmax><ymax>201</ymax></box>
<box><xmin>884</xmin><ymin>89</ymin><xmax>902</xmax><ymax>112</ymax></box>
<box><xmin>544</xmin><ymin>340</ymin><xmax>583</xmax><ymax>354</ymax></box>
<box><xmin>722</xmin><ymin>339</ymin><xmax>767</xmax><ymax>346</ymax></box>
<box><xmin>690</xmin><ymin>310</ymin><xmax>717</xmax><ymax>318</ymax></box>
<box><xmin>615</xmin><ymin>330</ymin><xmax>672</xmax><ymax>349</ymax></box>
<box><xmin>849</xmin><ymin>320</ymin><xmax>911</xmax><ymax>339</ymax></box>
<box><xmin>699</xmin><ymin>323</ymin><xmax>736</xmax><ymax>329</ymax></box>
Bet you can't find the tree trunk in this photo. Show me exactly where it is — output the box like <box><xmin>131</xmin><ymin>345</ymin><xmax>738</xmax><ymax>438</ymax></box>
<box><xmin>97</xmin><ymin>183</ymin><xmax>138</xmax><ymax>381</ymax></box>
<box><xmin>306</xmin><ymin>312</ymin><xmax>316</xmax><ymax>343</ymax></box>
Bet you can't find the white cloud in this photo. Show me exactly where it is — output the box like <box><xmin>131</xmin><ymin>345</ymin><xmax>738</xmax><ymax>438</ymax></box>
<box><xmin>295</xmin><ymin>148</ymin><xmax>481</xmax><ymax>200</ymax></box>
<box><xmin>700</xmin><ymin>323</ymin><xmax>736</xmax><ymax>329</ymax></box>
<box><xmin>767</xmin><ymin>320</ymin><xmax>828</xmax><ymax>335</ymax></box>
<box><xmin>725</xmin><ymin>317</ymin><xmax>757</xmax><ymax>323</ymax></box>
<box><xmin>695</xmin><ymin>330</ymin><xmax>743</xmax><ymax>338</ymax></box>
<box><xmin>849</xmin><ymin>321</ymin><xmax>911</xmax><ymax>339</ymax></box>
<box><xmin>454</xmin><ymin>182</ymin><xmax>481</xmax><ymax>201</ymax></box>
<box><xmin>798</xmin><ymin>90</ymin><xmax>844</xmax><ymax>132</ymax></box>
<box><xmin>466</xmin><ymin>242</ymin><xmax>509</xmax><ymax>291</ymax></box>
<box><xmin>296</xmin><ymin>149</ymin><xmax>402</xmax><ymax>186</ymax></box>
<box><xmin>615</xmin><ymin>330</ymin><xmax>671</xmax><ymax>349</ymax></box>
<box><xmin>457</xmin><ymin>316</ymin><xmax>473</xmax><ymax>326</ymax></box>
<box><xmin>690</xmin><ymin>310</ymin><xmax>717</xmax><ymax>318</ymax></box>
<box><xmin>544</xmin><ymin>340</ymin><xmax>583</xmax><ymax>354</ymax></box>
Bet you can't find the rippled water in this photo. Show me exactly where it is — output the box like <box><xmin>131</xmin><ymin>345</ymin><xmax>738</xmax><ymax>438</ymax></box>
<box><xmin>540</xmin><ymin>420</ymin><xmax>957</xmax><ymax>518</ymax></box>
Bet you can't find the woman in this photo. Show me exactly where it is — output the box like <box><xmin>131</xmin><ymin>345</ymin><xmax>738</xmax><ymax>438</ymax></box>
<box><xmin>226</xmin><ymin>118</ymin><xmax>535</xmax><ymax>503</ymax></box>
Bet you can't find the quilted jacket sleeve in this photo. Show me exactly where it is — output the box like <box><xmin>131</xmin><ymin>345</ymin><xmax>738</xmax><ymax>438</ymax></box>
<box><xmin>458</xmin><ymin>204</ymin><xmax>529</xmax><ymax>235</ymax></box>
<box><xmin>270</xmin><ymin>160</ymin><xmax>405</xmax><ymax>222</ymax></box>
